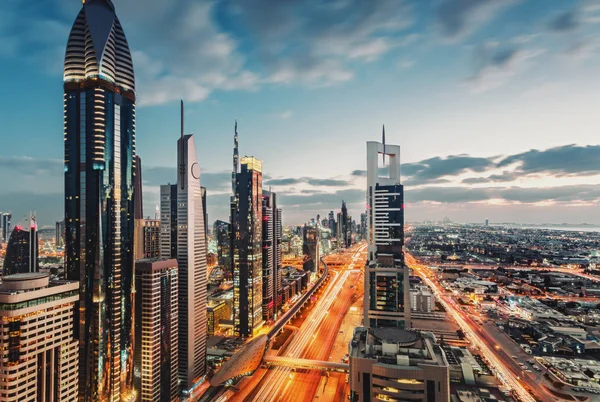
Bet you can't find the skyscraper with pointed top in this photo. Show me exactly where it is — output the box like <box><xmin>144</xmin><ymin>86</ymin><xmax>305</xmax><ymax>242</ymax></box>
<box><xmin>63</xmin><ymin>0</ymin><xmax>136</xmax><ymax>399</ymax></box>
<box><xmin>176</xmin><ymin>101</ymin><xmax>208</xmax><ymax>390</ymax></box>
<box><xmin>229</xmin><ymin>121</ymin><xmax>239</xmax><ymax>280</ymax></box>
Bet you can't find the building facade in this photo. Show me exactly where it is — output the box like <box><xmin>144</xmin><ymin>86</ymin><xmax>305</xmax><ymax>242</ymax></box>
<box><xmin>233</xmin><ymin>157</ymin><xmax>264</xmax><ymax>337</ymax></box>
<box><xmin>0</xmin><ymin>273</ymin><xmax>79</xmax><ymax>402</ymax></box>
<box><xmin>273</xmin><ymin>197</ymin><xmax>283</xmax><ymax>314</ymax></box>
<box><xmin>3</xmin><ymin>223</ymin><xmax>38</xmax><ymax>276</ymax></box>
<box><xmin>364</xmin><ymin>139</ymin><xmax>410</xmax><ymax>329</ymax></box>
<box><xmin>143</xmin><ymin>219</ymin><xmax>161</xmax><ymax>259</ymax></box>
<box><xmin>160</xmin><ymin>184</ymin><xmax>178</xmax><ymax>259</ymax></box>
<box><xmin>176</xmin><ymin>108</ymin><xmax>208</xmax><ymax>389</ymax></box>
<box><xmin>214</xmin><ymin>220</ymin><xmax>231</xmax><ymax>276</ymax></box>
<box><xmin>55</xmin><ymin>220</ymin><xmax>65</xmax><ymax>248</ymax></box>
<box><xmin>207</xmin><ymin>300</ymin><xmax>231</xmax><ymax>336</ymax></box>
<box><xmin>134</xmin><ymin>259</ymin><xmax>179</xmax><ymax>402</ymax></box>
<box><xmin>1</xmin><ymin>212</ymin><xmax>11</xmax><ymax>243</ymax></box>
<box><xmin>302</xmin><ymin>225</ymin><xmax>320</xmax><ymax>273</ymax></box>
<box><xmin>261</xmin><ymin>193</ymin><xmax>274</xmax><ymax>322</ymax></box>
<box><xmin>63</xmin><ymin>0</ymin><xmax>137</xmax><ymax>398</ymax></box>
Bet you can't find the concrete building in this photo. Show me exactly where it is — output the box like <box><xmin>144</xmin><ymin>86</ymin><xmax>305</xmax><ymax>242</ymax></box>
<box><xmin>365</xmin><ymin>135</ymin><xmax>410</xmax><ymax>329</ymax></box>
<box><xmin>3</xmin><ymin>221</ymin><xmax>38</xmax><ymax>276</ymax></box>
<box><xmin>411</xmin><ymin>290</ymin><xmax>434</xmax><ymax>313</ymax></box>
<box><xmin>214</xmin><ymin>220</ymin><xmax>231</xmax><ymax>276</ymax></box>
<box><xmin>143</xmin><ymin>219</ymin><xmax>161</xmax><ymax>259</ymax></box>
<box><xmin>349</xmin><ymin>327</ymin><xmax>450</xmax><ymax>402</ymax></box>
<box><xmin>233</xmin><ymin>156</ymin><xmax>264</xmax><ymax>337</ymax></box>
<box><xmin>261</xmin><ymin>192</ymin><xmax>275</xmax><ymax>321</ymax></box>
<box><xmin>176</xmin><ymin>102</ymin><xmax>208</xmax><ymax>389</ymax></box>
<box><xmin>1</xmin><ymin>212</ymin><xmax>11</xmax><ymax>243</ymax></box>
<box><xmin>0</xmin><ymin>273</ymin><xmax>79</xmax><ymax>401</ymax></box>
<box><xmin>134</xmin><ymin>259</ymin><xmax>179</xmax><ymax>402</ymax></box>
<box><xmin>207</xmin><ymin>300</ymin><xmax>231</xmax><ymax>336</ymax></box>
<box><xmin>160</xmin><ymin>184</ymin><xmax>178</xmax><ymax>259</ymax></box>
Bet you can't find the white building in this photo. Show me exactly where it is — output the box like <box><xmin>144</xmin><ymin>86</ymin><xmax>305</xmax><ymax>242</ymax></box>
<box><xmin>177</xmin><ymin>102</ymin><xmax>208</xmax><ymax>390</ymax></box>
<box><xmin>0</xmin><ymin>273</ymin><xmax>79</xmax><ymax>401</ymax></box>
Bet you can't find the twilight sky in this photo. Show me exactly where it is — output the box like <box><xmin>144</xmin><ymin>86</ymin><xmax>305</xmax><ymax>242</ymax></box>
<box><xmin>1</xmin><ymin>0</ymin><xmax>600</xmax><ymax>227</ymax></box>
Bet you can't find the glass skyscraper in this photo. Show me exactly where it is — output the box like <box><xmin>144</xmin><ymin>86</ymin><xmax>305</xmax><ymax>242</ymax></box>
<box><xmin>63</xmin><ymin>0</ymin><xmax>137</xmax><ymax>399</ymax></box>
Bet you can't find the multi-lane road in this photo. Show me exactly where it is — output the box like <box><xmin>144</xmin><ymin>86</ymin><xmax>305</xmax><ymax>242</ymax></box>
<box><xmin>240</xmin><ymin>244</ymin><xmax>367</xmax><ymax>402</ymax></box>
<box><xmin>405</xmin><ymin>252</ymin><xmax>559</xmax><ymax>402</ymax></box>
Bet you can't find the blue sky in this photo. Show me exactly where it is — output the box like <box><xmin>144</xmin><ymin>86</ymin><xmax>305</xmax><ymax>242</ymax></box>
<box><xmin>1</xmin><ymin>0</ymin><xmax>600</xmax><ymax>227</ymax></box>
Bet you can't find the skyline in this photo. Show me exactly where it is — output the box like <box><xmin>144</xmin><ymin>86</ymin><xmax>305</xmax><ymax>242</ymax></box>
<box><xmin>2</xmin><ymin>0</ymin><xmax>600</xmax><ymax>226</ymax></box>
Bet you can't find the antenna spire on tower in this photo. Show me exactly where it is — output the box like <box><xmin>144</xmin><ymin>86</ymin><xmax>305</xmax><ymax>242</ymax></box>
<box><xmin>382</xmin><ymin>124</ymin><xmax>386</xmax><ymax>166</ymax></box>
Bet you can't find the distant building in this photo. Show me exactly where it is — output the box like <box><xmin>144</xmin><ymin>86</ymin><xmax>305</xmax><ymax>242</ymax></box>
<box><xmin>134</xmin><ymin>258</ymin><xmax>179</xmax><ymax>402</ymax></box>
<box><xmin>365</xmin><ymin>135</ymin><xmax>410</xmax><ymax>329</ymax></box>
<box><xmin>485</xmin><ymin>218</ymin><xmax>489</xmax><ymax>226</ymax></box>
<box><xmin>328</xmin><ymin>211</ymin><xmax>336</xmax><ymax>237</ymax></box>
<box><xmin>411</xmin><ymin>290</ymin><xmax>434</xmax><ymax>313</ymax></box>
<box><xmin>0</xmin><ymin>273</ymin><xmax>79</xmax><ymax>401</ymax></box>
<box><xmin>349</xmin><ymin>327</ymin><xmax>449</xmax><ymax>402</ymax></box>
<box><xmin>341</xmin><ymin>201</ymin><xmax>351</xmax><ymax>247</ymax></box>
<box><xmin>160</xmin><ymin>184</ymin><xmax>178</xmax><ymax>259</ymax></box>
<box><xmin>302</xmin><ymin>225</ymin><xmax>320</xmax><ymax>272</ymax></box>
<box><xmin>360</xmin><ymin>212</ymin><xmax>367</xmax><ymax>240</ymax></box>
<box><xmin>214</xmin><ymin>220</ymin><xmax>232</xmax><ymax>275</ymax></box>
<box><xmin>55</xmin><ymin>220</ymin><xmax>65</xmax><ymax>248</ymax></box>
<box><xmin>273</xmin><ymin>197</ymin><xmax>283</xmax><ymax>314</ymax></box>
<box><xmin>1</xmin><ymin>212</ymin><xmax>11</xmax><ymax>243</ymax></box>
<box><xmin>234</xmin><ymin>156</ymin><xmax>264</xmax><ymax>337</ymax></box>
<box><xmin>143</xmin><ymin>219</ymin><xmax>161</xmax><ymax>259</ymax></box>
<box><xmin>3</xmin><ymin>223</ymin><xmax>38</xmax><ymax>276</ymax></box>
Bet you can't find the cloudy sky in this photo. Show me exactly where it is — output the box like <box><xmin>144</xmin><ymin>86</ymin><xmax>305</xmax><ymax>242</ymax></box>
<box><xmin>1</xmin><ymin>0</ymin><xmax>600</xmax><ymax>227</ymax></box>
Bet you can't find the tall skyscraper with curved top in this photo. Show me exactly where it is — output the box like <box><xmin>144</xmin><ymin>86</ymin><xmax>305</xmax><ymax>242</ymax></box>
<box><xmin>63</xmin><ymin>1</ymin><xmax>137</xmax><ymax>400</ymax></box>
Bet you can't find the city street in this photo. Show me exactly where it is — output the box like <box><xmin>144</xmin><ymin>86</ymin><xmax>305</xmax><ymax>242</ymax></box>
<box><xmin>234</xmin><ymin>244</ymin><xmax>367</xmax><ymax>402</ymax></box>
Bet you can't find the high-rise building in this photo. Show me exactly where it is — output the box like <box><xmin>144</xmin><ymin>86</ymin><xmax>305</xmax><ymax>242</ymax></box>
<box><xmin>365</xmin><ymin>137</ymin><xmax>410</xmax><ymax>329</ymax></box>
<box><xmin>1</xmin><ymin>212</ymin><xmax>11</xmax><ymax>243</ymax></box>
<box><xmin>201</xmin><ymin>186</ymin><xmax>208</xmax><ymax>241</ymax></box>
<box><xmin>160</xmin><ymin>184</ymin><xmax>178</xmax><ymax>259</ymax></box>
<box><xmin>328</xmin><ymin>211</ymin><xmax>336</xmax><ymax>237</ymax></box>
<box><xmin>261</xmin><ymin>191</ymin><xmax>275</xmax><ymax>321</ymax></box>
<box><xmin>176</xmin><ymin>102</ymin><xmax>208</xmax><ymax>389</ymax></box>
<box><xmin>273</xmin><ymin>196</ymin><xmax>283</xmax><ymax>315</ymax></box>
<box><xmin>485</xmin><ymin>218</ymin><xmax>489</xmax><ymax>226</ymax></box>
<box><xmin>214</xmin><ymin>220</ymin><xmax>231</xmax><ymax>275</ymax></box>
<box><xmin>302</xmin><ymin>225</ymin><xmax>320</xmax><ymax>272</ymax></box>
<box><xmin>207</xmin><ymin>299</ymin><xmax>231</xmax><ymax>336</ymax></box>
<box><xmin>143</xmin><ymin>219</ymin><xmax>161</xmax><ymax>259</ymax></box>
<box><xmin>63</xmin><ymin>0</ymin><xmax>137</xmax><ymax>398</ymax></box>
<box><xmin>360</xmin><ymin>212</ymin><xmax>367</xmax><ymax>240</ymax></box>
<box><xmin>0</xmin><ymin>273</ymin><xmax>79</xmax><ymax>401</ymax></box>
<box><xmin>3</xmin><ymin>221</ymin><xmax>38</xmax><ymax>276</ymax></box>
<box><xmin>230</xmin><ymin>121</ymin><xmax>239</xmax><ymax>285</ymax></box>
<box><xmin>233</xmin><ymin>156</ymin><xmax>264</xmax><ymax>337</ymax></box>
<box><xmin>55</xmin><ymin>219</ymin><xmax>65</xmax><ymax>248</ymax></box>
<box><xmin>134</xmin><ymin>258</ymin><xmax>179</xmax><ymax>402</ymax></box>
<box><xmin>336</xmin><ymin>212</ymin><xmax>343</xmax><ymax>247</ymax></box>
<box><xmin>341</xmin><ymin>201</ymin><xmax>351</xmax><ymax>248</ymax></box>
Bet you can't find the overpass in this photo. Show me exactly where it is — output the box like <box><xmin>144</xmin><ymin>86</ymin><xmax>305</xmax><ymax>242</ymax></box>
<box><xmin>263</xmin><ymin>356</ymin><xmax>349</xmax><ymax>372</ymax></box>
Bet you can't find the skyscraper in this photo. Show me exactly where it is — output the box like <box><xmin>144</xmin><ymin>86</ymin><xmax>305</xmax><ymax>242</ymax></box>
<box><xmin>176</xmin><ymin>102</ymin><xmax>208</xmax><ymax>389</ymax></box>
<box><xmin>230</xmin><ymin>121</ymin><xmax>239</xmax><ymax>283</ymax></box>
<box><xmin>0</xmin><ymin>273</ymin><xmax>79</xmax><ymax>401</ymax></box>
<box><xmin>63</xmin><ymin>0</ymin><xmax>136</xmax><ymax>398</ymax></box>
<box><xmin>3</xmin><ymin>221</ymin><xmax>38</xmax><ymax>276</ymax></box>
<box><xmin>273</xmin><ymin>194</ymin><xmax>283</xmax><ymax>315</ymax></box>
<box><xmin>214</xmin><ymin>220</ymin><xmax>231</xmax><ymax>275</ymax></box>
<box><xmin>234</xmin><ymin>157</ymin><xmax>264</xmax><ymax>337</ymax></box>
<box><xmin>328</xmin><ymin>211</ymin><xmax>336</xmax><ymax>237</ymax></box>
<box><xmin>160</xmin><ymin>184</ymin><xmax>178</xmax><ymax>259</ymax></box>
<box><xmin>55</xmin><ymin>219</ymin><xmax>65</xmax><ymax>248</ymax></box>
<box><xmin>302</xmin><ymin>225</ymin><xmax>320</xmax><ymax>272</ymax></box>
<box><xmin>201</xmin><ymin>186</ymin><xmax>208</xmax><ymax>240</ymax></box>
<box><xmin>364</xmin><ymin>137</ymin><xmax>410</xmax><ymax>329</ymax></box>
<box><xmin>134</xmin><ymin>258</ymin><xmax>179</xmax><ymax>402</ymax></box>
<box><xmin>341</xmin><ymin>200</ymin><xmax>350</xmax><ymax>248</ymax></box>
<box><xmin>261</xmin><ymin>191</ymin><xmax>275</xmax><ymax>321</ymax></box>
<box><xmin>1</xmin><ymin>212</ymin><xmax>11</xmax><ymax>243</ymax></box>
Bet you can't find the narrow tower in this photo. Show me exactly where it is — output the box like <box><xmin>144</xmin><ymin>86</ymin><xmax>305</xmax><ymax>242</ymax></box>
<box><xmin>63</xmin><ymin>0</ymin><xmax>136</xmax><ymax>399</ymax></box>
<box><xmin>177</xmin><ymin>101</ymin><xmax>208</xmax><ymax>390</ymax></box>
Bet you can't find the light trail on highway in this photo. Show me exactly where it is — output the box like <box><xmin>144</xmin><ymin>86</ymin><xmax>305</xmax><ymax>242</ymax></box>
<box><xmin>248</xmin><ymin>245</ymin><xmax>366</xmax><ymax>402</ymax></box>
<box><xmin>406</xmin><ymin>253</ymin><xmax>536</xmax><ymax>402</ymax></box>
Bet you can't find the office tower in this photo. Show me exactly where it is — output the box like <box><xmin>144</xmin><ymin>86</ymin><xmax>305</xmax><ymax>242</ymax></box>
<box><xmin>134</xmin><ymin>156</ymin><xmax>144</xmax><ymax>220</ymax></box>
<box><xmin>336</xmin><ymin>212</ymin><xmax>343</xmax><ymax>247</ymax></box>
<box><xmin>230</xmin><ymin>121</ymin><xmax>239</xmax><ymax>284</ymax></box>
<box><xmin>207</xmin><ymin>299</ymin><xmax>231</xmax><ymax>336</ymax></box>
<box><xmin>134</xmin><ymin>258</ymin><xmax>179</xmax><ymax>402</ymax></box>
<box><xmin>261</xmin><ymin>192</ymin><xmax>275</xmax><ymax>321</ymax></box>
<box><xmin>160</xmin><ymin>184</ymin><xmax>178</xmax><ymax>259</ymax></box>
<box><xmin>63</xmin><ymin>0</ymin><xmax>136</xmax><ymax>398</ymax></box>
<box><xmin>3</xmin><ymin>220</ymin><xmax>39</xmax><ymax>276</ymax></box>
<box><xmin>233</xmin><ymin>157</ymin><xmax>264</xmax><ymax>337</ymax></box>
<box><xmin>273</xmin><ymin>196</ymin><xmax>283</xmax><ymax>314</ymax></box>
<box><xmin>0</xmin><ymin>273</ymin><xmax>79</xmax><ymax>401</ymax></box>
<box><xmin>328</xmin><ymin>211</ymin><xmax>335</xmax><ymax>237</ymax></box>
<box><xmin>55</xmin><ymin>219</ymin><xmax>65</xmax><ymax>248</ymax></box>
<box><xmin>360</xmin><ymin>212</ymin><xmax>367</xmax><ymax>240</ymax></box>
<box><xmin>176</xmin><ymin>101</ymin><xmax>208</xmax><ymax>389</ymax></box>
<box><xmin>341</xmin><ymin>200</ymin><xmax>350</xmax><ymax>247</ymax></box>
<box><xmin>143</xmin><ymin>219</ymin><xmax>161</xmax><ymax>259</ymax></box>
<box><xmin>364</xmin><ymin>137</ymin><xmax>410</xmax><ymax>329</ymax></box>
<box><xmin>1</xmin><ymin>212</ymin><xmax>11</xmax><ymax>243</ymax></box>
<box><xmin>201</xmin><ymin>186</ymin><xmax>208</xmax><ymax>240</ymax></box>
<box><xmin>485</xmin><ymin>218</ymin><xmax>489</xmax><ymax>227</ymax></box>
<box><xmin>302</xmin><ymin>225</ymin><xmax>320</xmax><ymax>272</ymax></box>
<box><xmin>214</xmin><ymin>220</ymin><xmax>232</xmax><ymax>275</ymax></box>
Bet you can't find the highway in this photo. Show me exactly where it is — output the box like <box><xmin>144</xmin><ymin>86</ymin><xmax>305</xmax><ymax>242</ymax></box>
<box><xmin>241</xmin><ymin>244</ymin><xmax>367</xmax><ymax>402</ymax></box>
<box><xmin>406</xmin><ymin>252</ymin><xmax>556</xmax><ymax>402</ymax></box>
